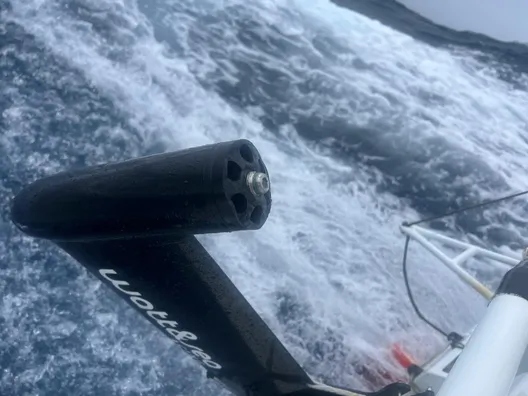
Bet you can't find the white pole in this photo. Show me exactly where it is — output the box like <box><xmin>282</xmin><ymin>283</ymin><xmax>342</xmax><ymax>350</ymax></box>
<box><xmin>401</xmin><ymin>225</ymin><xmax>494</xmax><ymax>299</ymax></box>
<box><xmin>411</xmin><ymin>226</ymin><xmax>518</xmax><ymax>267</ymax></box>
<box><xmin>437</xmin><ymin>294</ymin><xmax>528</xmax><ymax>396</ymax></box>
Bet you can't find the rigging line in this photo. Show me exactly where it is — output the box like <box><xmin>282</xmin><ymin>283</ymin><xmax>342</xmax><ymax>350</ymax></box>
<box><xmin>402</xmin><ymin>235</ymin><xmax>449</xmax><ymax>338</ymax></box>
<box><xmin>404</xmin><ymin>189</ymin><xmax>528</xmax><ymax>227</ymax></box>
<box><xmin>401</xmin><ymin>189</ymin><xmax>528</xmax><ymax>341</ymax></box>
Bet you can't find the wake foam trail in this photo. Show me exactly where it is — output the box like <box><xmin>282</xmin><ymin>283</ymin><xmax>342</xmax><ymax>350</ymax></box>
<box><xmin>140</xmin><ymin>0</ymin><xmax>528</xmax><ymax>247</ymax></box>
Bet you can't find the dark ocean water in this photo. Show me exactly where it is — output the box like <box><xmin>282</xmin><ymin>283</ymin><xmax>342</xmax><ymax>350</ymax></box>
<box><xmin>1</xmin><ymin>0</ymin><xmax>528</xmax><ymax>395</ymax></box>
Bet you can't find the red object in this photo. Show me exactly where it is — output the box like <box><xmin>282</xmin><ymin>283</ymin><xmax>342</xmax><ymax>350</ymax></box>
<box><xmin>392</xmin><ymin>343</ymin><xmax>415</xmax><ymax>369</ymax></box>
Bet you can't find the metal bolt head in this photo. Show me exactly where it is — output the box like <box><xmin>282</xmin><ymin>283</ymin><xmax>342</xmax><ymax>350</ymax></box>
<box><xmin>247</xmin><ymin>171</ymin><xmax>270</xmax><ymax>196</ymax></box>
